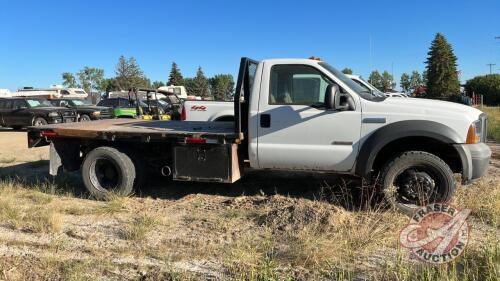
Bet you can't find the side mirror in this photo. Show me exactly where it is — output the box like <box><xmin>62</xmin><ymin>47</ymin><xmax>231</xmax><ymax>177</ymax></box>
<box><xmin>324</xmin><ymin>84</ymin><xmax>338</xmax><ymax>110</ymax></box>
<box><xmin>325</xmin><ymin>84</ymin><xmax>350</xmax><ymax>111</ymax></box>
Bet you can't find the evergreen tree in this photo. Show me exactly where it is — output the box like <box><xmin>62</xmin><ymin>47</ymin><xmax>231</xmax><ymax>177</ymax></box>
<box><xmin>422</xmin><ymin>70</ymin><xmax>428</xmax><ymax>85</ymax></box>
<box><xmin>409</xmin><ymin>70</ymin><xmax>422</xmax><ymax>92</ymax></box>
<box><xmin>368</xmin><ymin>70</ymin><xmax>383</xmax><ymax>90</ymax></box>
<box><xmin>341</xmin><ymin>68</ymin><xmax>353</xmax><ymax>75</ymax></box>
<box><xmin>400</xmin><ymin>73</ymin><xmax>411</xmax><ymax>93</ymax></box>
<box><xmin>381</xmin><ymin>71</ymin><xmax>394</xmax><ymax>92</ymax></box>
<box><xmin>209</xmin><ymin>74</ymin><xmax>235</xmax><ymax>101</ymax></box>
<box><xmin>167</xmin><ymin>62</ymin><xmax>184</xmax><ymax>86</ymax></box>
<box><xmin>192</xmin><ymin>67</ymin><xmax>210</xmax><ymax>97</ymax></box>
<box><xmin>425</xmin><ymin>33</ymin><xmax>460</xmax><ymax>100</ymax></box>
<box><xmin>184</xmin><ymin>78</ymin><xmax>195</xmax><ymax>96</ymax></box>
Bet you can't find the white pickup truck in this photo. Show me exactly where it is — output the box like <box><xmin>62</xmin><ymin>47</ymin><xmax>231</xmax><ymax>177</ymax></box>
<box><xmin>28</xmin><ymin>57</ymin><xmax>491</xmax><ymax>213</ymax></box>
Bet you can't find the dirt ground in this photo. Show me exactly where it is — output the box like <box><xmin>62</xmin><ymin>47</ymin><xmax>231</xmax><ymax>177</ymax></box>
<box><xmin>0</xmin><ymin>128</ymin><xmax>498</xmax><ymax>280</ymax></box>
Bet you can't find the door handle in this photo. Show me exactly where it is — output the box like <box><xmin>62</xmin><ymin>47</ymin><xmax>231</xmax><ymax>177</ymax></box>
<box><xmin>260</xmin><ymin>114</ymin><xmax>271</xmax><ymax>128</ymax></box>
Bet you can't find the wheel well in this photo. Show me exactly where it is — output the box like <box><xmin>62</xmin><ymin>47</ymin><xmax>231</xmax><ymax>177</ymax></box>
<box><xmin>213</xmin><ymin>115</ymin><xmax>234</xmax><ymax>122</ymax></box>
<box><xmin>372</xmin><ymin>137</ymin><xmax>462</xmax><ymax>174</ymax></box>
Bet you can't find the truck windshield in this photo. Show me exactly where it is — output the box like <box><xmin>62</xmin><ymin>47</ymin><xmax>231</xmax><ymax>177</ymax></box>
<box><xmin>26</xmin><ymin>99</ymin><xmax>53</xmax><ymax>107</ymax></box>
<box><xmin>70</xmin><ymin>99</ymin><xmax>91</xmax><ymax>106</ymax></box>
<box><xmin>319</xmin><ymin>62</ymin><xmax>386</xmax><ymax>101</ymax></box>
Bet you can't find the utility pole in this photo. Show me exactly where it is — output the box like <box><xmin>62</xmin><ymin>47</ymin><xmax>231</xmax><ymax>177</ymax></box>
<box><xmin>486</xmin><ymin>63</ymin><xmax>496</xmax><ymax>74</ymax></box>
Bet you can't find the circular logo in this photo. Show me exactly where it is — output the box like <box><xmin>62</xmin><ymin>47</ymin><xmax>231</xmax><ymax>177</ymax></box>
<box><xmin>399</xmin><ymin>203</ymin><xmax>470</xmax><ymax>264</ymax></box>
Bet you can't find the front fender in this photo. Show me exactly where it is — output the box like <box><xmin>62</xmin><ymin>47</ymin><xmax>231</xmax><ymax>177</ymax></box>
<box><xmin>355</xmin><ymin>120</ymin><xmax>463</xmax><ymax>178</ymax></box>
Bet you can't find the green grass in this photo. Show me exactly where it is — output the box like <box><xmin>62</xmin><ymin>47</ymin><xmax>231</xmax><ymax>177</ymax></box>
<box><xmin>480</xmin><ymin>106</ymin><xmax>500</xmax><ymax>142</ymax></box>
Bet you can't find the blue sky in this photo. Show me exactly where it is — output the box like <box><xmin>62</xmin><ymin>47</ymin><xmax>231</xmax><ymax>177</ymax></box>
<box><xmin>1</xmin><ymin>0</ymin><xmax>499</xmax><ymax>91</ymax></box>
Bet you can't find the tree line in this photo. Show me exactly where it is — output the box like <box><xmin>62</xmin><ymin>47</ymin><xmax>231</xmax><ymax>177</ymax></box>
<box><xmin>342</xmin><ymin>33</ymin><xmax>464</xmax><ymax>101</ymax></box>
<box><xmin>62</xmin><ymin>57</ymin><xmax>235</xmax><ymax>101</ymax></box>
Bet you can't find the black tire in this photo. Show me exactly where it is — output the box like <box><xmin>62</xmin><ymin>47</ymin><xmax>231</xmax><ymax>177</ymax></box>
<box><xmin>82</xmin><ymin>147</ymin><xmax>136</xmax><ymax>199</ymax></box>
<box><xmin>33</xmin><ymin>117</ymin><xmax>48</xmax><ymax>126</ymax></box>
<box><xmin>378</xmin><ymin>151</ymin><xmax>455</xmax><ymax>215</ymax></box>
<box><xmin>79</xmin><ymin>114</ymin><xmax>91</xmax><ymax>122</ymax></box>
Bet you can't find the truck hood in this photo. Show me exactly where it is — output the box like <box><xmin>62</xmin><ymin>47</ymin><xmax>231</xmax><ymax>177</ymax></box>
<box><xmin>76</xmin><ymin>105</ymin><xmax>111</xmax><ymax>112</ymax></box>
<box><xmin>361</xmin><ymin>97</ymin><xmax>485</xmax><ymax>142</ymax></box>
<box><xmin>381</xmin><ymin>97</ymin><xmax>483</xmax><ymax>123</ymax></box>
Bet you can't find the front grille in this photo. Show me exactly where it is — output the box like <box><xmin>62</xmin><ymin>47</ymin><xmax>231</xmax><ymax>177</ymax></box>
<box><xmin>99</xmin><ymin>109</ymin><xmax>113</xmax><ymax>119</ymax></box>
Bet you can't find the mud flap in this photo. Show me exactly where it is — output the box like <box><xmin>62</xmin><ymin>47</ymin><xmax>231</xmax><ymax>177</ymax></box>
<box><xmin>49</xmin><ymin>142</ymin><xmax>62</xmax><ymax>176</ymax></box>
<box><xmin>49</xmin><ymin>140</ymin><xmax>81</xmax><ymax>176</ymax></box>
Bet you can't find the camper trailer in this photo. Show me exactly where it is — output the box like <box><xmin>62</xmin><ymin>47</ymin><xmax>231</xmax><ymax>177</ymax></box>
<box><xmin>12</xmin><ymin>85</ymin><xmax>88</xmax><ymax>99</ymax></box>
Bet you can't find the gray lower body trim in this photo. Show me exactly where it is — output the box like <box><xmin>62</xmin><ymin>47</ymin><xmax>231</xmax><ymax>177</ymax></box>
<box><xmin>454</xmin><ymin>143</ymin><xmax>491</xmax><ymax>184</ymax></box>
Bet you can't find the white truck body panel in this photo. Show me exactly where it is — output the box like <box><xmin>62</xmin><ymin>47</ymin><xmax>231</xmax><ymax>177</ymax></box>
<box><xmin>183</xmin><ymin>100</ymin><xmax>234</xmax><ymax>121</ymax></box>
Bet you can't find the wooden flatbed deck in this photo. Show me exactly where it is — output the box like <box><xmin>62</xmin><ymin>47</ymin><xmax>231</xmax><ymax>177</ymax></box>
<box><xmin>28</xmin><ymin>119</ymin><xmax>238</xmax><ymax>142</ymax></box>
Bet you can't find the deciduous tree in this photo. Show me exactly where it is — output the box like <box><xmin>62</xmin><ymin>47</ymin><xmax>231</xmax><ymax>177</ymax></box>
<box><xmin>341</xmin><ymin>68</ymin><xmax>353</xmax><ymax>75</ymax></box>
<box><xmin>77</xmin><ymin>67</ymin><xmax>104</xmax><ymax>94</ymax></box>
<box><xmin>381</xmin><ymin>71</ymin><xmax>394</xmax><ymax>92</ymax></box>
<box><xmin>152</xmin><ymin>81</ymin><xmax>166</xmax><ymax>89</ymax></box>
<box><xmin>62</xmin><ymin>72</ymin><xmax>78</xmax><ymax>88</ymax></box>
<box><xmin>465</xmin><ymin>74</ymin><xmax>500</xmax><ymax>105</ymax></box>
<box><xmin>368</xmin><ymin>70</ymin><xmax>383</xmax><ymax>90</ymax></box>
<box><xmin>400</xmin><ymin>73</ymin><xmax>411</xmax><ymax>93</ymax></box>
<box><xmin>409</xmin><ymin>70</ymin><xmax>422</xmax><ymax>92</ymax></box>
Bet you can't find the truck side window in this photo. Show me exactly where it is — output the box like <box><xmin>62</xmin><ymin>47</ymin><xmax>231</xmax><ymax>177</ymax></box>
<box><xmin>269</xmin><ymin>65</ymin><xmax>332</xmax><ymax>106</ymax></box>
<box><xmin>4</xmin><ymin>100</ymin><xmax>13</xmax><ymax>109</ymax></box>
<box><xmin>13</xmin><ymin>100</ymin><xmax>27</xmax><ymax>109</ymax></box>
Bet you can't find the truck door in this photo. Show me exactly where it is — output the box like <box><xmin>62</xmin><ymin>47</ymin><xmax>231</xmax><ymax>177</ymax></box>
<box><xmin>1</xmin><ymin>100</ymin><xmax>15</xmax><ymax>126</ymax></box>
<box><xmin>256</xmin><ymin>63</ymin><xmax>361</xmax><ymax>171</ymax></box>
<box><xmin>11</xmin><ymin>100</ymin><xmax>31</xmax><ymax>126</ymax></box>
<box><xmin>0</xmin><ymin>100</ymin><xmax>8</xmax><ymax>125</ymax></box>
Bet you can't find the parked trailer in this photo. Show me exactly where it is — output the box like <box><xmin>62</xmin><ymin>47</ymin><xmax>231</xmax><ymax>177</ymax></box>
<box><xmin>28</xmin><ymin>57</ymin><xmax>491</xmax><ymax>214</ymax></box>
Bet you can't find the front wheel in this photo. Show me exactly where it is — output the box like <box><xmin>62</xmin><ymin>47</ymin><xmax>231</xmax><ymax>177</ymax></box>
<box><xmin>379</xmin><ymin>151</ymin><xmax>455</xmax><ymax>215</ymax></box>
<box><xmin>79</xmin><ymin>114</ymin><xmax>91</xmax><ymax>122</ymax></box>
<box><xmin>82</xmin><ymin>147</ymin><xmax>137</xmax><ymax>199</ymax></box>
<box><xmin>33</xmin><ymin>117</ymin><xmax>48</xmax><ymax>126</ymax></box>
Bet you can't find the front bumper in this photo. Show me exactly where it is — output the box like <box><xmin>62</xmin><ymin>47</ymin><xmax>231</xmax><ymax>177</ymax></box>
<box><xmin>454</xmin><ymin>142</ymin><xmax>491</xmax><ymax>184</ymax></box>
<box><xmin>48</xmin><ymin>116</ymin><xmax>77</xmax><ymax>124</ymax></box>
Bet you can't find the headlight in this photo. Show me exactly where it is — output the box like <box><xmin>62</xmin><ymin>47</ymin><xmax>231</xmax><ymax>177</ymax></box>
<box><xmin>48</xmin><ymin>112</ymin><xmax>59</xmax><ymax>117</ymax></box>
<box><xmin>91</xmin><ymin>111</ymin><xmax>101</xmax><ymax>117</ymax></box>
<box><xmin>466</xmin><ymin>120</ymin><xmax>482</xmax><ymax>144</ymax></box>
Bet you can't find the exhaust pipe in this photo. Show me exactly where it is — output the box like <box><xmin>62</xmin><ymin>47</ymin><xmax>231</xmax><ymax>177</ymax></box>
<box><xmin>161</xmin><ymin>165</ymin><xmax>172</xmax><ymax>177</ymax></box>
